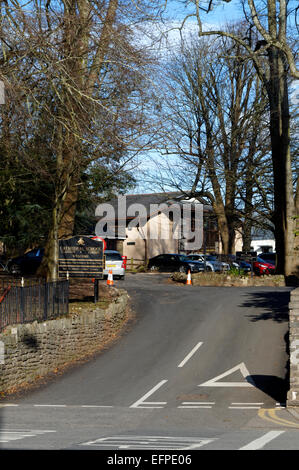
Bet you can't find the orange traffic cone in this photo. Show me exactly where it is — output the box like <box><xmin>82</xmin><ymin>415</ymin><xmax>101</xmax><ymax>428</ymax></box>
<box><xmin>107</xmin><ymin>269</ymin><xmax>114</xmax><ymax>286</ymax></box>
<box><xmin>186</xmin><ymin>269</ymin><xmax>192</xmax><ymax>285</ymax></box>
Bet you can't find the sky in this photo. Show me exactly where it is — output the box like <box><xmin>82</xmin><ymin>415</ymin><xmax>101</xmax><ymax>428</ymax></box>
<box><xmin>164</xmin><ymin>0</ymin><xmax>245</xmax><ymax>25</ymax></box>
<box><xmin>146</xmin><ymin>0</ymin><xmax>247</xmax><ymax>54</ymax></box>
<box><xmin>132</xmin><ymin>1</ymin><xmax>245</xmax><ymax>194</ymax></box>
<box><xmin>130</xmin><ymin>0</ymin><xmax>299</xmax><ymax>194</ymax></box>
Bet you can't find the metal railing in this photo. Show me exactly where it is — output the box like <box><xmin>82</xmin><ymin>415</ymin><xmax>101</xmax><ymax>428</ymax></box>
<box><xmin>0</xmin><ymin>278</ymin><xmax>69</xmax><ymax>332</ymax></box>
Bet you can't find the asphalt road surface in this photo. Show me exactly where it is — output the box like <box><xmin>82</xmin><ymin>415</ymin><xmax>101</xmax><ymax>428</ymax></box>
<box><xmin>1</xmin><ymin>273</ymin><xmax>298</xmax><ymax>451</ymax></box>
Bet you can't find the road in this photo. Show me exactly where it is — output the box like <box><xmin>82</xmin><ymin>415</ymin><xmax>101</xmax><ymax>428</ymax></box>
<box><xmin>0</xmin><ymin>273</ymin><xmax>298</xmax><ymax>451</ymax></box>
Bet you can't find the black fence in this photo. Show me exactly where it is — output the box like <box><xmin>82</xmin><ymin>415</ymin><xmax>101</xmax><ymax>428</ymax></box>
<box><xmin>0</xmin><ymin>278</ymin><xmax>69</xmax><ymax>332</ymax></box>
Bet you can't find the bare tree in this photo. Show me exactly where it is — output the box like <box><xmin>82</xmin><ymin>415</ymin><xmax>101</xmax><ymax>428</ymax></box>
<box><xmin>0</xmin><ymin>0</ymin><xmax>163</xmax><ymax>279</ymax></box>
<box><xmin>170</xmin><ymin>0</ymin><xmax>298</xmax><ymax>277</ymax></box>
<box><xmin>149</xmin><ymin>33</ymin><xmax>270</xmax><ymax>254</ymax></box>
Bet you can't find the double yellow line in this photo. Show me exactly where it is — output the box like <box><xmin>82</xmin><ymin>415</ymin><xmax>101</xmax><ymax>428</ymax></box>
<box><xmin>258</xmin><ymin>408</ymin><xmax>299</xmax><ymax>428</ymax></box>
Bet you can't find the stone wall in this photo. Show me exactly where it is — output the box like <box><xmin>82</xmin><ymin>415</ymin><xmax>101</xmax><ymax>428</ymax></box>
<box><xmin>0</xmin><ymin>289</ymin><xmax>129</xmax><ymax>395</ymax></box>
<box><xmin>287</xmin><ymin>287</ymin><xmax>299</xmax><ymax>407</ymax></box>
<box><xmin>171</xmin><ymin>272</ymin><xmax>286</xmax><ymax>287</ymax></box>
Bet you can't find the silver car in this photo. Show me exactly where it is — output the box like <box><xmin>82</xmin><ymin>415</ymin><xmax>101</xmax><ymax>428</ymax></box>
<box><xmin>205</xmin><ymin>255</ymin><xmax>230</xmax><ymax>271</ymax></box>
<box><xmin>186</xmin><ymin>254</ymin><xmax>215</xmax><ymax>271</ymax></box>
<box><xmin>104</xmin><ymin>250</ymin><xmax>125</xmax><ymax>280</ymax></box>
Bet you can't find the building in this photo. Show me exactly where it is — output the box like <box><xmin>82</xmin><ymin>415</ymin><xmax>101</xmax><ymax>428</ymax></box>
<box><xmin>250</xmin><ymin>228</ymin><xmax>276</xmax><ymax>254</ymax></box>
<box><xmin>95</xmin><ymin>192</ymin><xmax>220</xmax><ymax>266</ymax></box>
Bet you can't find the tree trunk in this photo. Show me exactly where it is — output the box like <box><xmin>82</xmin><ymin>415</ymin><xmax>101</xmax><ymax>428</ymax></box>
<box><xmin>242</xmin><ymin>144</ymin><xmax>255</xmax><ymax>252</ymax></box>
<box><xmin>58</xmin><ymin>182</ymin><xmax>79</xmax><ymax>239</ymax></box>
<box><xmin>212</xmin><ymin>201</ymin><xmax>230</xmax><ymax>254</ymax></box>
<box><xmin>38</xmin><ymin>128</ymin><xmax>68</xmax><ymax>280</ymax></box>
<box><xmin>226</xmin><ymin>213</ymin><xmax>236</xmax><ymax>254</ymax></box>
<box><xmin>37</xmin><ymin>201</ymin><xmax>60</xmax><ymax>281</ymax></box>
<box><xmin>242</xmin><ymin>219</ymin><xmax>252</xmax><ymax>252</ymax></box>
<box><xmin>58</xmin><ymin>139</ymin><xmax>80</xmax><ymax>239</ymax></box>
<box><xmin>267</xmin><ymin>48</ymin><xmax>297</xmax><ymax>278</ymax></box>
<box><xmin>57</xmin><ymin>0</ymin><xmax>119</xmax><ymax>239</ymax></box>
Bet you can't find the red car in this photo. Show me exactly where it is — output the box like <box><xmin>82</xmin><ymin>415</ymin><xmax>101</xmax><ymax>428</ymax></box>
<box><xmin>253</xmin><ymin>257</ymin><xmax>276</xmax><ymax>275</ymax></box>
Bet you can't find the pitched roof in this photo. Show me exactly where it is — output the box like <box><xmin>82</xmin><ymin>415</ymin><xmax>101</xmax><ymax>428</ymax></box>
<box><xmin>97</xmin><ymin>192</ymin><xmax>212</xmax><ymax>219</ymax></box>
<box><xmin>251</xmin><ymin>227</ymin><xmax>275</xmax><ymax>240</ymax></box>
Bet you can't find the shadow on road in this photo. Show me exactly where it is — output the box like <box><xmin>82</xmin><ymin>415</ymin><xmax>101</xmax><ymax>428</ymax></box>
<box><xmin>241</xmin><ymin>290</ymin><xmax>290</xmax><ymax>323</ymax></box>
<box><xmin>249</xmin><ymin>375</ymin><xmax>288</xmax><ymax>403</ymax></box>
<box><xmin>248</xmin><ymin>331</ymin><xmax>290</xmax><ymax>403</ymax></box>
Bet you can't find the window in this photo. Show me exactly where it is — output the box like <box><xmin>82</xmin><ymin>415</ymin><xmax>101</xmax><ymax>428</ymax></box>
<box><xmin>26</xmin><ymin>249</ymin><xmax>40</xmax><ymax>258</ymax></box>
<box><xmin>105</xmin><ymin>253</ymin><xmax>122</xmax><ymax>261</ymax></box>
<box><xmin>178</xmin><ymin>255</ymin><xmax>189</xmax><ymax>262</ymax></box>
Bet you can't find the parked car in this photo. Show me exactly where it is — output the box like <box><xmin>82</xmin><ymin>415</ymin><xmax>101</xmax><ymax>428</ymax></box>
<box><xmin>213</xmin><ymin>255</ymin><xmax>230</xmax><ymax>271</ymax></box>
<box><xmin>253</xmin><ymin>257</ymin><xmax>276</xmax><ymax>275</ymax></box>
<box><xmin>204</xmin><ymin>254</ymin><xmax>229</xmax><ymax>272</ymax></box>
<box><xmin>226</xmin><ymin>254</ymin><xmax>241</xmax><ymax>269</ymax></box>
<box><xmin>237</xmin><ymin>260</ymin><xmax>252</xmax><ymax>273</ymax></box>
<box><xmin>258</xmin><ymin>252</ymin><xmax>276</xmax><ymax>267</ymax></box>
<box><xmin>104</xmin><ymin>250</ymin><xmax>126</xmax><ymax>280</ymax></box>
<box><xmin>219</xmin><ymin>255</ymin><xmax>252</xmax><ymax>272</ymax></box>
<box><xmin>186</xmin><ymin>254</ymin><xmax>214</xmax><ymax>271</ymax></box>
<box><xmin>8</xmin><ymin>248</ymin><xmax>44</xmax><ymax>275</ymax></box>
<box><xmin>148</xmin><ymin>254</ymin><xmax>204</xmax><ymax>273</ymax></box>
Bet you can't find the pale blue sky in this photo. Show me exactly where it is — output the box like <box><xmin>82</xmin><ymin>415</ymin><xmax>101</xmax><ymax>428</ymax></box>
<box><xmin>131</xmin><ymin>0</ymin><xmax>298</xmax><ymax>194</ymax></box>
<box><xmin>164</xmin><ymin>0</ymin><xmax>244</xmax><ymax>25</ymax></box>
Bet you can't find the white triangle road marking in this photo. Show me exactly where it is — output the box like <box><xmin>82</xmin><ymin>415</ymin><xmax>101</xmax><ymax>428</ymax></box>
<box><xmin>198</xmin><ymin>362</ymin><xmax>255</xmax><ymax>387</ymax></box>
<box><xmin>130</xmin><ymin>380</ymin><xmax>168</xmax><ymax>408</ymax></box>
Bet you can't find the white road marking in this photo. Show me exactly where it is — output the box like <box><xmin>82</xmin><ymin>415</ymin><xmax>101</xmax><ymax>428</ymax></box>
<box><xmin>178</xmin><ymin>405</ymin><xmax>212</xmax><ymax>410</ymax></box>
<box><xmin>229</xmin><ymin>406</ymin><xmax>262</xmax><ymax>409</ymax></box>
<box><xmin>182</xmin><ymin>402</ymin><xmax>215</xmax><ymax>405</ymax></box>
<box><xmin>130</xmin><ymin>380</ymin><xmax>168</xmax><ymax>409</ymax></box>
<box><xmin>199</xmin><ymin>362</ymin><xmax>255</xmax><ymax>387</ymax></box>
<box><xmin>0</xmin><ymin>429</ymin><xmax>56</xmax><ymax>444</ymax></box>
<box><xmin>229</xmin><ymin>402</ymin><xmax>263</xmax><ymax>409</ymax></box>
<box><xmin>140</xmin><ymin>402</ymin><xmax>167</xmax><ymax>405</ymax></box>
<box><xmin>80</xmin><ymin>435</ymin><xmax>216</xmax><ymax>450</ymax></box>
<box><xmin>0</xmin><ymin>403</ymin><xmax>115</xmax><ymax>409</ymax></box>
<box><xmin>34</xmin><ymin>404</ymin><xmax>67</xmax><ymax>407</ymax></box>
<box><xmin>0</xmin><ymin>404</ymin><xmax>19</xmax><ymax>407</ymax></box>
<box><xmin>178</xmin><ymin>342</ymin><xmax>203</xmax><ymax>368</ymax></box>
<box><xmin>81</xmin><ymin>405</ymin><xmax>114</xmax><ymax>408</ymax></box>
<box><xmin>239</xmin><ymin>431</ymin><xmax>285</xmax><ymax>450</ymax></box>
<box><xmin>178</xmin><ymin>401</ymin><xmax>215</xmax><ymax>409</ymax></box>
<box><xmin>0</xmin><ymin>432</ymin><xmax>35</xmax><ymax>442</ymax></box>
<box><xmin>231</xmin><ymin>402</ymin><xmax>264</xmax><ymax>405</ymax></box>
